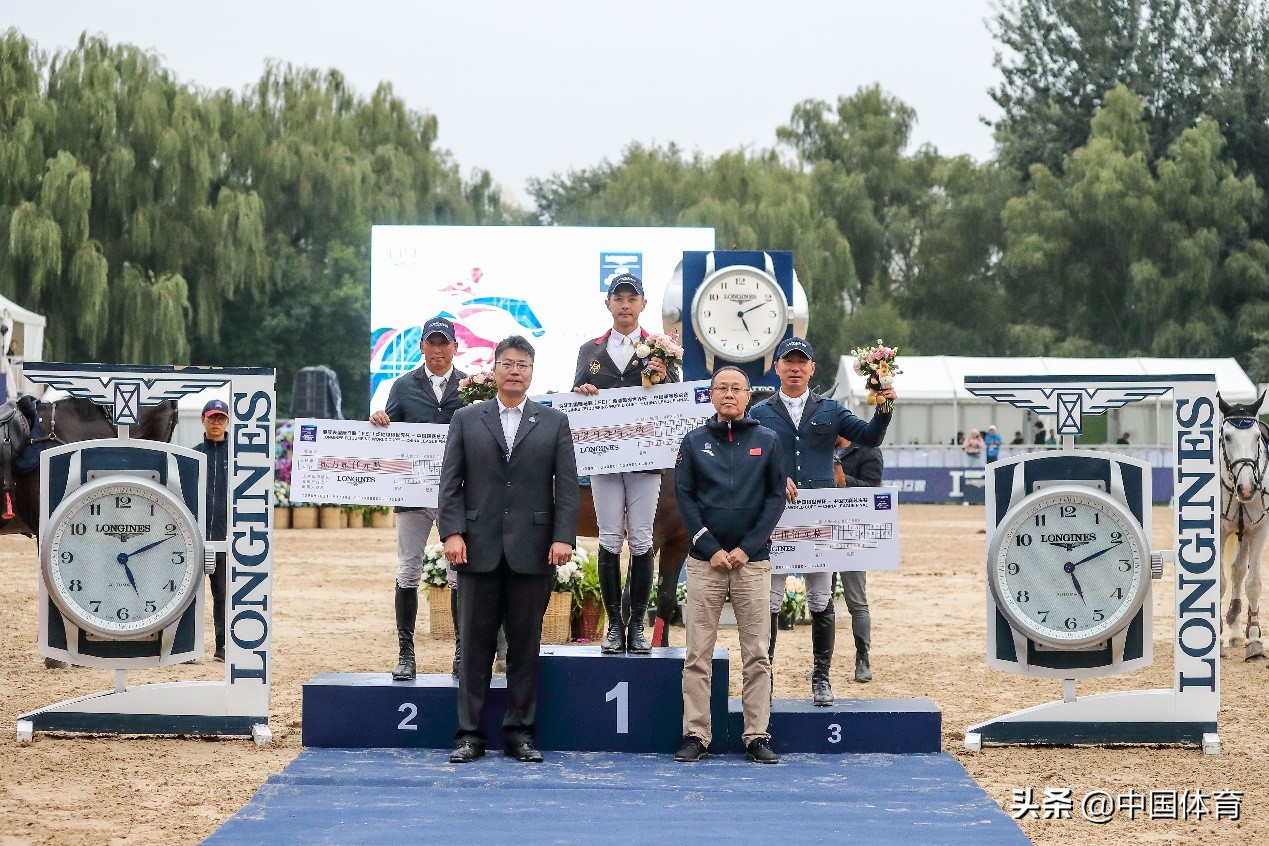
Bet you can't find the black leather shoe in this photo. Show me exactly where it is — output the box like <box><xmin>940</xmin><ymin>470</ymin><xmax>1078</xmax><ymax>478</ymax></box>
<box><xmin>674</xmin><ymin>734</ymin><xmax>708</xmax><ymax>762</ymax></box>
<box><xmin>504</xmin><ymin>741</ymin><xmax>544</xmax><ymax>762</ymax></box>
<box><xmin>449</xmin><ymin>741</ymin><xmax>485</xmax><ymax>764</ymax></box>
<box><xmin>745</xmin><ymin>737</ymin><xmax>780</xmax><ymax>764</ymax></box>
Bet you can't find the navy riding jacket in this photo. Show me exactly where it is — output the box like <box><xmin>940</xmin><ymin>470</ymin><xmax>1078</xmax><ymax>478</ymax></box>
<box><xmin>749</xmin><ymin>393</ymin><xmax>889</xmax><ymax>489</ymax></box>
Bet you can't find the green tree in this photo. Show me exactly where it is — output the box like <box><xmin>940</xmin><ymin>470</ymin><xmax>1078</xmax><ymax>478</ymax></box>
<box><xmin>1000</xmin><ymin>85</ymin><xmax>1269</xmax><ymax>360</ymax></box>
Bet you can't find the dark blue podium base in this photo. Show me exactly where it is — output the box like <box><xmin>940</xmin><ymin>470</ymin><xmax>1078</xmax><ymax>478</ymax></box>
<box><xmin>302</xmin><ymin>645</ymin><xmax>728</xmax><ymax>752</ymax></box>
<box><xmin>727</xmin><ymin>697</ymin><xmax>942</xmax><ymax>753</ymax></box>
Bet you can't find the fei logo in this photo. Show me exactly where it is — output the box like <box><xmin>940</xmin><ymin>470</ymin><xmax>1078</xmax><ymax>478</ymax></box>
<box><xmin>600</xmin><ymin>252</ymin><xmax>642</xmax><ymax>292</ymax></box>
<box><xmin>873</xmin><ymin>493</ymin><xmax>892</xmax><ymax>510</ymax></box>
<box><xmin>694</xmin><ymin>387</ymin><xmax>712</xmax><ymax>404</ymax></box>
<box><xmin>299</xmin><ymin>424</ymin><xmax>318</xmax><ymax>442</ymax></box>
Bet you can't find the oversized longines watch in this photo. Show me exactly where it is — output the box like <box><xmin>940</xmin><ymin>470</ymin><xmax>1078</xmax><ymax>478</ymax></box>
<box><xmin>42</xmin><ymin>476</ymin><xmax>204</xmax><ymax>638</ymax></box>
<box><xmin>689</xmin><ymin>252</ymin><xmax>790</xmax><ymax>372</ymax></box>
<box><xmin>987</xmin><ymin>484</ymin><xmax>1152</xmax><ymax>648</ymax></box>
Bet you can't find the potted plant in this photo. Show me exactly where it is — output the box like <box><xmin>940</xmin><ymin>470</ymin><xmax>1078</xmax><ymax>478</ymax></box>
<box><xmin>544</xmin><ymin>550</ymin><xmax>581</xmax><ymax>644</ymax></box>
<box><xmin>421</xmin><ymin>544</ymin><xmax>453</xmax><ymax>639</ymax></box>
<box><xmin>344</xmin><ymin>505</ymin><xmax>364</xmax><ymax>529</ymax></box>
<box><xmin>273</xmin><ymin>480</ymin><xmax>291</xmax><ymax>529</ymax></box>
<box><xmin>778</xmin><ymin>575</ymin><xmax>807</xmax><ymax>630</ymax></box>
<box><xmin>290</xmin><ymin>501</ymin><xmax>317</xmax><ymax>529</ymax></box>
<box><xmin>318</xmin><ymin>502</ymin><xmax>344</xmax><ymax>529</ymax></box>
<box><xmin>570</xmin><ymin>548</ymin><xmax>603</xmax><ymax>642</ymax></box>
<box><xmin>367</xmin><ymin>505</ymin><xmax>393</xmax><ymax>528</ymax></box>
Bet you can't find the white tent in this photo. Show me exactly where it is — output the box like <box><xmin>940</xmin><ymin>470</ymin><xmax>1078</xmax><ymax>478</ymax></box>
<box><xmin>830</xmin><ymin>356</ymin><xmax>1257</xmax><ymax>446</ymax></box>
<box><xmin>1</xmin><ymin>293</ymin><xmax>47</xmax><ymax>397</ymax></box>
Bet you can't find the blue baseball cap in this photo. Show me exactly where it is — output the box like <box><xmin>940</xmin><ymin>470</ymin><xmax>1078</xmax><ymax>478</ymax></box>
<box><xmin>775</xmin><ymin>337</ymin><xmax>814</xmax><ymax>361</ymax></box>
<box><xmin>422</xmin><ymin>317</ymin><xmax>456</xmax><ymax>342</ymax></box>
<box><xmin>202</xmin><ymin>399</ymin><xmax>229</xmax><ymax>418</ymax></box>
<box><xmin>608</xmin><ymin>273</ymin><xmax>645</xmax><ymax>296</ymax></box>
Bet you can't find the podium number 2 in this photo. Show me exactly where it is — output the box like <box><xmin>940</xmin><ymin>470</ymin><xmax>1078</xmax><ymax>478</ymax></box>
<box><xmin>605</xmin><ymin>681</ymin><xmax>629</xmax><ymax>734</ymax></box>
<box><xmin>398</xmin><ymin>702</ymin><xmax>418</xmax><ymax>731</ymax></box>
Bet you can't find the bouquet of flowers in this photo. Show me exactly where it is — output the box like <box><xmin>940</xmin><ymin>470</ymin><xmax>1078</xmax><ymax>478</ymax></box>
<box><xmin>553</xmin><ymin>552</ymin><xmax>583</xmax><ymax>594</ymax></box>
<box><xmin>274</xmin><ymin>480</ymin><xmax>291</xmax><ymax>508</ymax></box>
<box><xmin>635</xmin><ymin>332</ymin><xmax>683</xmax><ymax>388</ymax></box>
<box><xmin>850</xmin><ymin>339</ymin><xmax>900</xmax><ymax>413</ymax></box>
<box><xmin>421</xmin><ymin>543</ymin><xmax>450</xmax><ymax>590</ymax></box>
<box><xmin>779</xmin><ymin>575</ymin><xmax>807</xmax><ymax>625</ymax></box>
<box><xmin>458</xmin><ymin>371</ymin><xmax>497</xmax><ymax>405</ymax></box>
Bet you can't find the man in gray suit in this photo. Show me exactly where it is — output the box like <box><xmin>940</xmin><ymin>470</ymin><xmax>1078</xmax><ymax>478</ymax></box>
<box><xmin>439</xmin><ymin>335</ymin><xmax>580</xmax><ymax>763</ymax></box>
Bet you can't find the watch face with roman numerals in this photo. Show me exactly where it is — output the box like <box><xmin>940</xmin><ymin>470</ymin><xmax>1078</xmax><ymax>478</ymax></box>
<box><xmin>989</xmin><ymin>485</ymin><xmax>1148</xmax><ymax>648</ymax></box>
<box><xmin>691</xmin><ymin>266</ymin><xmax>788</xmax><ymax>363</ymax></box>
<box><xmin>42</xmin><ymin>477</ymin><xmax>202</xmax><ymax>638</ymax></box>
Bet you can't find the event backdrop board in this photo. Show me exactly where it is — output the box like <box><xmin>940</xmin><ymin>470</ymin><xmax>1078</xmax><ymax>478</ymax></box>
<box><xmin>369</xmin><ymin>225</ymin><xmax>715</xmax><ymax>407</ymax></box>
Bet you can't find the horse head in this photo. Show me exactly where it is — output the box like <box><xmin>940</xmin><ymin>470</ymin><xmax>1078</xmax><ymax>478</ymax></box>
<box><xmin>1220</xmin><ymin>391</ymin><xmax>1269</xmax><ymax>502</ymax></box>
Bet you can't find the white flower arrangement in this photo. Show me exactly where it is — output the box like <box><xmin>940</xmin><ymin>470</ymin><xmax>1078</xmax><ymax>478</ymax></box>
<box><xmin>421</xmin><ymin>543</ymin><xmax>450</xmax><ymax>589</ymax></box>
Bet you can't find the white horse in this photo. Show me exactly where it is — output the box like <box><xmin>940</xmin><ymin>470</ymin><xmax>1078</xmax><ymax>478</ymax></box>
<box><xmin>1219</xmin><ymin>392</ymin><xmax>1269</xmax><ymax>661</ymax></box>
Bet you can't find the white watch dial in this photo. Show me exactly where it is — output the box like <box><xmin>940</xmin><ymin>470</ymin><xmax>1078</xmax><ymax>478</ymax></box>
<box><xmin>43</xmin><ymin>478</ymin><xmax>202</xmax><ymax>638</ymax></box>
<box><xmin>989</xmin><ymin>486</ymin><xmax>1148</xmax><ymax>648</ymax></box>
<box><xmin>691</xmin><ymin>266</ymin><xmax>788</xmax><ymax>363</ymax></box>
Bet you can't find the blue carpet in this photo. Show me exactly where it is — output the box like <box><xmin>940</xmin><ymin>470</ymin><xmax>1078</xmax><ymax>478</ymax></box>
<box><xmin>204</xmin><ymin>750</ymin><xmax>1029</xmax><ymax>845</ymax></box>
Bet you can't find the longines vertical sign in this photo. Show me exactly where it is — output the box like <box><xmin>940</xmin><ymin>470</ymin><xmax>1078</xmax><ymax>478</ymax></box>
<box><xmin>1174</xmin><ymin>389</ymin><xmax>1219</xmax><ymax>697</ymax></box>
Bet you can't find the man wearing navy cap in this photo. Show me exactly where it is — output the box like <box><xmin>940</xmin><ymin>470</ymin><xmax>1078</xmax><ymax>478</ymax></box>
<box><xmin>749</xmin><ymin>337</ymin><xmax>896</xmax><ymax>704</ymax></box>
<box><xmin>194</xmin><ymin>399</ymin><xmax>230</xmax><ymax>660</ymax></box>
<box><xmin>370</xmin><ymin>316</ymin><xmax>466</xmax><ymax>680</ymax></box>
<box><xmin>572</xmin><ymin>273</ymin><xmax>677</xmax><ymax>655</ymax></box>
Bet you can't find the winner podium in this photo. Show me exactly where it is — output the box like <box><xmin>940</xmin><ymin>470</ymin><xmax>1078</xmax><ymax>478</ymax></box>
<box><xmin>303</xmin><ymin>646</ymin><xmax>939</xmax><ymax>754</ymax></box>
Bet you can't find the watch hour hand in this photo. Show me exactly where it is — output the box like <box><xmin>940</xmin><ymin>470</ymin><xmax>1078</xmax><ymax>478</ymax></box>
<box><xmin>736</xmin><ymin>311</ymin><xmax>752</xmax><ymax>334</ymax></box>
<box><xmin>114</xmin><ymin>554</ymin><xmax>141</xmax><ymax>596</ymax></box>
<box><xmin>1070</xmin><ymin>571</ymin><xmax>1085</xmax><ymax>603</ymax></box>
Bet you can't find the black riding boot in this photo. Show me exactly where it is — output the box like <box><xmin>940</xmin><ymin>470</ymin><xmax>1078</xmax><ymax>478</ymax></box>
<box><xmin>626</xmin><ymin>550</ymin><xmax>655</xmax><ymax>654</ymax></box>
<box><xmin>392</xmin><ymin>586</ymin><xmax>418</xmax><ymax>681</ymax></box>
<box><xmin>768</xmin><ymin>612</ymin><xmax>778</xmax><ymax>697</ymax></box>
<box><xmin>598</xmin><ymin>548</ymin><xmax>625</xmax><ymax>654</ymax></box>
<box><xmin>810</xmin><ymin>606</ymin><xmax>836</xmax><ymax>706</ymax></box>
<box><xmin>450</xmin><ymin>586</ymin><xmax>462</xmax><ymax>676</ymax></box>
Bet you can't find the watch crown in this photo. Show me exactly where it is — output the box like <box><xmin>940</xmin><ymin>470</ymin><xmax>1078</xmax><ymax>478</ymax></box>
<box><xmin>205</xmin><ymin>549</ymin><xmax>217</xmax><ymax>575</ymax></box>
<box><xmin>1150</xmin><ymin>552</ymin><xmax>1165</xmax><ymax>580</ymax></box>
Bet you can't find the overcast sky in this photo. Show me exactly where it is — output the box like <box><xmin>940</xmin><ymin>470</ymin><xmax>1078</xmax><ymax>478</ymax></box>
<box><xmin>3</xmin><ymin>1</ymin><xmax>1003</xmax><ymax>205</ymax></box>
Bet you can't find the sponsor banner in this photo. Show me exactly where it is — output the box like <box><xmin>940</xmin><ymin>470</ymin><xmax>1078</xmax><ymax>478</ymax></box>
<box><xmin>771</xmin><ymin>487</ymin><xmax>899</xmax><ymax>574</ymax></box>
<box><xmin>534</xmin><ymin>380</ymin><xmax>714</xmax><ymax>476</ymax></box>
<box><xmin>290</xmin><ymin>419</ymin><xmax>447</xmax><ymax>508</ymax></box>
<box><xmin>880</xmin><ymin>467</ymin><xmax>1174</xmax><ymax>504</ymax></box>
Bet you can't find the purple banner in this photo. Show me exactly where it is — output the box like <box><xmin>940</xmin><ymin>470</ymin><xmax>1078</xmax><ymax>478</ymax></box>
<box><xmin>882</xmin><ymin>467</ymin><xmax>1173</xmax><ymax>504</ymax></box>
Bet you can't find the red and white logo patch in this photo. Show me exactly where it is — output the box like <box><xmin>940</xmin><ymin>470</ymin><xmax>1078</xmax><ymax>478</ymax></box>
<box><xmin>750</xmin><ymin>447</ymin><xmax>762</xmax><ymax>456</ymax></box>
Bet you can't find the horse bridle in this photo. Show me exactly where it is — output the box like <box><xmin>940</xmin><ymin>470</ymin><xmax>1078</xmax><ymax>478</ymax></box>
<box><xmin>28</xmin><ymin>399</ymin><xmax>113</xmax><ymax>449</ymax></box>
<box><xmin>1220</xmin><ymin>415</ymin><xmax>1269</xmax><ymax>540</ymax></box>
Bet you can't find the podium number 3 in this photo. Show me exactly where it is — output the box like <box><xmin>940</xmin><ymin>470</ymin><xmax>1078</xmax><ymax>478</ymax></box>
<box><xmin>827</xmin><ymin>723</ymin><xmax>841</xmax><ymax>744</ymax></box>
<box><xmin>605</xmin><ymin>681</ymin><xmax>630</xmax><ymax>734</ymax></box>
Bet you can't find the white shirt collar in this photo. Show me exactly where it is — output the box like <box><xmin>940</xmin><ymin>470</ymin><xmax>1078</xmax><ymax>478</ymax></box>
<box><xmin>497</xmin><ymin>396</ymin><xmax>527</xmax><ymax>414</ymax></box>
<box><xmin>779</xmin><ymin>389</ymin><xmax>808</xmax><ymax>406</ymax></box>
<box><xmin>429</xmin><ymin>367</ymin><xmax>454</xmax><ymax>385</ymax></box>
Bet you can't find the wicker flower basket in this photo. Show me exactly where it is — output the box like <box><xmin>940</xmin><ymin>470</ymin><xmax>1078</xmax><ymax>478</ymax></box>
<box><xmin>542</xmin><ymin>591</ymin><xmax>572</xmax><ymax>644</ymax></box>
<box><xmin>345</xmin><ymin>508</ymin><xmax>364</xmax><ymax>529</ymax></box>
<box><xmin>427</xmin><ymin>585</ymin><xmax>454</xmax><ymax>640</ymax></box>
<box><xmin>274</xmin><ymin>507</ymin><xmax>291</xmax><ymax>530</ymax></box>
<box><xmin>370</xmin><ymin>510</ymin><xmax>395</xmax><ymax>529</ymax></box>
<box><xmin>571</xmin><ymin>596</ymin><xmax>603</xmax><ymax>642</ymax></box>
<box><xmin>318</xmin><ymin>505</ymin><xmax>344</xmax><ymax>529</ymax></box>
<box><xmin>291</xmin><ymin>507</ymin><xmax>318</xmax><ymax>529</ymax></box>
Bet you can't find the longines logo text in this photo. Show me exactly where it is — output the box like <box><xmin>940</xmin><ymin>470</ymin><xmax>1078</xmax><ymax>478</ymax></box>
<box><xmin>724</xmin><ymin>294</ymin><xmax>757</xmax><ymax>302</ymax></box>
<box><xmin>97</xmin><ymin>525</ymin><xmax>151</xmax><ymax>541</ymax></box>
<box><xmin>1042</xmin><ymin>532</ymin><xmax>1097</xmax><ymax>551</ymax></box>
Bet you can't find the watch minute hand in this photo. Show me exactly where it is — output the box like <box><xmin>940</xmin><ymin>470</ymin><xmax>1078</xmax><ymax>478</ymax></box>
<box><xmin>123</xmin><ymin>535</ymin><xmax>175</xmax><ymax>558</ymax></box>
<box><xmin>1070</xmin><ymin>542</ymin><xmax>1122</xmax><ymax>568</ymax></box>
<box><xmin>740</xmin><ymin>301</ymin><xmax>767</xmax><ymax>316</ymax></box>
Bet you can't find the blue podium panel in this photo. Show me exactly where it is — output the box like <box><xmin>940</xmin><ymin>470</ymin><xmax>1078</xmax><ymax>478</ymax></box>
<box><xmin>302</xmin><ymin>646</ymin><xmax>729</xmax><ymax>752</ymax></box>
<box><xmin>302</xmin><ymin>673</ymin><xmax>506</xmax><ymax>748</ymax></box>
<box><xmin>726</xmin><ymin>697</ymin><xmax>942</xmax><ymax>754</ymax></box>
<box><xmin>536</xmin><ymin>645</ymin><xmax>728</xmax><ymax>753</ymax></box>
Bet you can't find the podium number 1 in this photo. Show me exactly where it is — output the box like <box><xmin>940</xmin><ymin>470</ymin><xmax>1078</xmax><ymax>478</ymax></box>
<box><xmin>605</xmin><ymin>681</ymin><xmax>629</xmax><ymax>734</ymax></box>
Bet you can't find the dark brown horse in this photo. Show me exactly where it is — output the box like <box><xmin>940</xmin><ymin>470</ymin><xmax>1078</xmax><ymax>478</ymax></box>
<box><xmin>0</xmin><ymin>397</ymin><xmax>179</xmax><ymax>537</ymax></box>
<box><xmin>577</xmin><ymin>470</ymin><xmax>689</xmax><ymax>646</ymax></box>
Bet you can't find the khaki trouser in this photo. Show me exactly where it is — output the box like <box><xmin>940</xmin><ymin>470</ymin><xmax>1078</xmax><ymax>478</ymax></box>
<box><xmin>682</xmin><ymin>556</ymin><xmax>772</xmax><ymax>747</ymax></box>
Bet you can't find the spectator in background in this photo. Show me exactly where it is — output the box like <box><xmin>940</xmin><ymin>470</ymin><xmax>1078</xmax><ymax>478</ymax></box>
<box><xmin>952</xmin><ymin>431</ymin><xmax>964</xmax><ymax>446</ymax></box>
<box><xmin>962</xmin><ymin>429</ymin><xmax>984</xmax><ymax>466</ymax></box>
<box><xmin>1116</xmin><ymin>431</ymin><xmax>1131</xmax><ymax>445</ymax></box>
<box><xmin>984</xmin><ymin>425</ymin><xmax>1002</xmax><ymax>464</ymax></box>
<box><xmin>1010</xmin><ymin>431</ymin><xmax>1025</xmax><ymax>446</ymax></box>
<box><xmin>1045</xmin><ymin>429</ymin><xmax>1058</xmax><ymax>446</ymax></box>
<box><xmin>1033</xmin><ymin>420</ymin><xmax>1046</xmax><ymax>445</ymax></box>
<box><xmin>193</xmin><ymin>399</ymin><xmax>229</xmax><ymax>661</ymax></box>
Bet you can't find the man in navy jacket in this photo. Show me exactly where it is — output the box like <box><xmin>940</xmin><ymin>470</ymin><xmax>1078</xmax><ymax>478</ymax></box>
<box><xmin>674</xmin><ymin>366</ymin><xmax>786</xmax><ymax>764</ymax></box>
<box><xmin>749</xmin><ymin>337</ymin><xmax>894</xmax><ymax>705</ymax></box>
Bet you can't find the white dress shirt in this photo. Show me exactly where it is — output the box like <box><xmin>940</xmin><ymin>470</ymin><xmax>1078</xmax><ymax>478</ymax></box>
<box><xmin>606</xmin><ymin>329</ymin><xmax>640</xmax><ymax>371</ymax></box>
<box><xmin>497</xmin><ymin>396</ymin><xmax>526</xmax><ymax>455</ymax></box>
<box><xmin>780</xmin><ymin>390</ymin><xmax>808</xmax><ymax>428</ymax></box>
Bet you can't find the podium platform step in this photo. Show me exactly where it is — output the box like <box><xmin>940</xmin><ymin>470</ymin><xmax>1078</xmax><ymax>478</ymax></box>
<box><xmin>727</xmin><ymin>697</ymin><xmax>942</xmax><ymax>753</ymax></box>
<box><xmin>303</xmin><ymin>645</ymin><xmax>727</xmax><ymax>752</ymax></box>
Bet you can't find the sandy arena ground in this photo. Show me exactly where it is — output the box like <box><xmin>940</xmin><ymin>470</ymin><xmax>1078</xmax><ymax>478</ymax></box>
<box><xmin>1</xmin><ymin>504</ymin><xmax>1265</xmax><ymax>845</ymax></box>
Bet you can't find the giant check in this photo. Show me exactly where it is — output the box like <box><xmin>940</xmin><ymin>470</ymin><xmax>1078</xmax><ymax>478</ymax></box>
<box><xmin>290</xmin><ymin>419</ymin><xmax>447</xmax><ymax>508</ymax></box>
<box><xmin>770</xmin><ymin>487</ymin><xmax>900</xmax><ymax>573</ymax></box>
<box><xmin>534</xmin><ymin>380</ymin><xmax>715</xmax><ymax>476</ymax></box>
